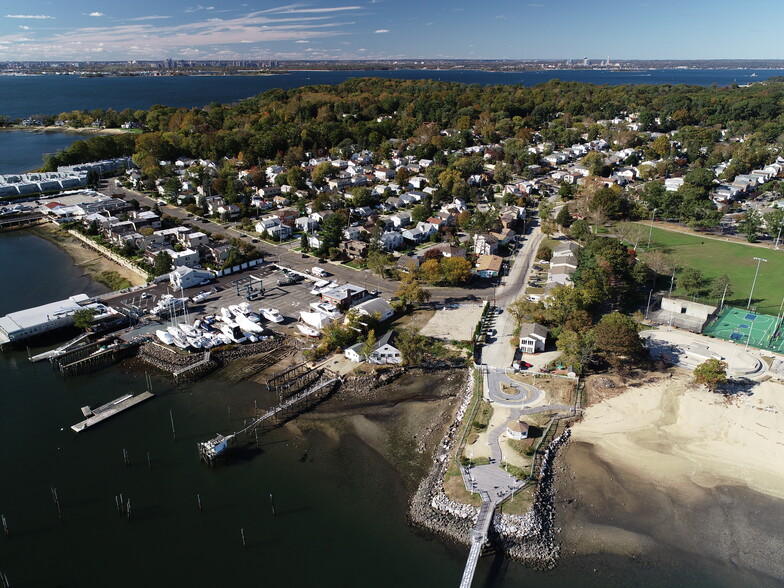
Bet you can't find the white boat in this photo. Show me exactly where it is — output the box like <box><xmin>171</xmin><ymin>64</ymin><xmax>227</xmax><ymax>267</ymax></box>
<box><xmin>309</xmin><ymin>279</ymin><xmax>329</xmax><ymax>295</ymax></box>
<box><xmin>309</xmin><ymin>302</ymin><xmax>342</xmax><ymax>319</ymax></box>
<box><xmin>155</xmin><ymin>330</ymin><xmax>174</xmax><ymax>345</ymax></box>
<box><xmin>191</xmin><ymin>291</ymin><xmax>209</xmax><ymax>303</ymax></box>
<box><xmin>296</xmin><ymin>324</ymin><xmax>320</xmax><ymax>337</ymax></box>
<box><xmin>220</xmin><ymin>324</ymin><xmax>247</xmax><ymax>344</ymax></box>
<box><xmin>236</xmin><ymin>313</ymin><xmax>265</xmax><ymax>334</ymax></box>
<box><xmin>179</xmin><ymin>323</ymin><xmax>198</xmax><ymax>337</ymax></box>
<box><xmin>260</xmin><ymin>308</ymin><xmax>284</xmax><ymax>323</ymax></box>
<box><xmin>186</xmin><ymin>335</ymin><xmax>203</xmax><ymax>349</ymax></box>
<box><xmin>220</xmin><ymin>307</ymin><xmax>234</xmax><ymax>322</ymax></box>
<box><xmin>299</xmin><ymin>311</ymin><xmax>333</xmax><ymax>329</ymax></box>
<box><xmin>237</xmin><ymin>302</ymin><xmax>253</xmax><ymax>315</ymax></box>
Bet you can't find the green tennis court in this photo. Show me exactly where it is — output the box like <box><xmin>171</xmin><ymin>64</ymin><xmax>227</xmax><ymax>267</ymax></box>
<box><xmin>703</xmin><ymin>307</ymin><xmax>784</xmax><ymax>353</ymax></box>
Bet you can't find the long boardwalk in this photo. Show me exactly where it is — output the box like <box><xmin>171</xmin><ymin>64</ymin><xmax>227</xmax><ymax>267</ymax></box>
<box><xmin>459</xmin><ymin>498</ymin><xmax>495</xmax><ymax>588</ymax></box>
<box><xmin>198</xmin><ymin>375</ymin><xmax>340</xmax><ymax>464</ymax></box>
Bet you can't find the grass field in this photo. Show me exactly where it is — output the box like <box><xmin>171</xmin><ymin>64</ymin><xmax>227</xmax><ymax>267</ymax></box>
<box><xmin>643</xmin><ymin>227</ymin><xmax>784</xmax><ymax>315</ymax></box>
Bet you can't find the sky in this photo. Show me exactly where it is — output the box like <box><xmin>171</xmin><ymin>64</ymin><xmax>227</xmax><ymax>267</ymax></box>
<box><xmin>0</xmin><ymin>0</ymin><xmax>782</xmax><ymax>62</ymax></box>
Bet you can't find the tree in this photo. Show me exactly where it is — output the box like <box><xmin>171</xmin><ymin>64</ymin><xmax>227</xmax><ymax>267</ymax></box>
<box><xmin>395</xmin><ymin>329</ymin><xmax>427</xmax><ymax>366</ymax></box>
<box><xmin>541</xmin><ymin>219</ymin><xmax>557</xmax><ymax>238</ymax></box>
<box><xmin>569</xmin><ymin>219</ymin><xmax>591</xmax><ymax>240</ymax></box>
<box><xmin>739</xmin><ymin>209</ymin><xmax>763</xmax><ymax>242</ymax></box>
<box><xmin>494</xmin><ymin>162</ymin><xmax>513</xmax><ymax>185</ymax></box>
<box><xmin>508</xmin><ymin>297</ymin><xmax>546</xmax><ymax>328</ymax></box>
<box><xmin>555</xmin><ymin>205</ymin><xmax>573</xmax><ymax>228</ymax></box>
<box><xmin>300</xmin><ymin>232</ymin><xmax>310</xmax><ymax>252</ymax></box>
<box><xmin>360</xmin><ymin>329</ymin><xmax>377</xmax><ymax>360</ymax></box>
<box><xmin>72</xmin><ymin>308</ymin><xmax>96</xmax><ymax>331</ymax></box>
<box><xmin>556</xmin><ymin>329</ymin><xmax>597</xmax><ymax>374</ymax></box>
<box><xmin>693</xmin><ymin>358</ymin><xmax>728</xmax><ymax>392</ymax></box>
<box><xmin>419</xmin><ymin>259</ymin><xmax>442</xmax><ymax>284</ymax></box>
<box><xmin>763</xmin><ymin>209</ymin><xmax>784</xmax><ymax>243</ymax></box>
<box><xmin>152</xmin><ymin>251</ymin><xmax>173</xmax><ymax>276</ymax></box>
<box><xmin>709</xmin><ymin>274</ymin><xmax>733</xmax><ymax>304</ymax></box>
<box><xmin>593</xmin><ymin>312</ymin><xmax>646</xmax><ymax>370</ymax></box>
<box><xmin>440</xmin><ymin>257</ymin><xmax>473</xmax><ymax>285</ymax></box>
<box><xmin>536</xmin><ymin>244</ymin><xmax>553</xmax><ymax>261</ymax></box>
<box><xmin>679</xmin><ymin>267</ymin><xmax>705</xmax><ymax>297</ymax></box>
<box><xmin>393</xmin><ymin>274</ymin><xmax>431</xmax><ymax>311</ymax></box>
<box><xmin>311</xmin><ymin>161</ymin><xmax>335</xmax><ymax>186</ymax></box>
<box><xmin>411</xmin><ymin>203</ymin><xmax>430</xmax><ymax>223</ymax></box>
<box><xmin>367</xmin><ymin>249</ymin><xmax>393</xmax><ymax>277</ymax></box>
<box><xmin>616</xmin><ymin>221</ymin><xmax>647</xmax><ymax>250</ymax></box>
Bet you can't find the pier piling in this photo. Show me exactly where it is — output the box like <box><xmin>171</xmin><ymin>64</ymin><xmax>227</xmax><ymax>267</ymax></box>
<box><xmin>241</xmin><ymin>528</ymin><xmax>246</xmax><ymax>548</ymax></box>
<box><xmin>169</xmin><ymin>410</ymin><xmax>176</xmax><ymax>440</ymax></box>
<box><xmin>197</xmin><ymin>494</ymin><xmax>202</xmax><ymax>513</ymax></box>
<box><xmin>126</xmin><ymin>500</ymin><xmax>132</xmax><ymax>521</ymax></box>
<box><xmin>147</xmin><ymin>452</ymin><xmax>151</xmax><ymax>470</ymax></box>
<box><xmin>269</xmin><ymin>493</ymin><xmax>276</xmax><ymax>518</ymax></box>
<box><xmin>2</xmin><ymin>514</ymin><xmax>9</xmax><ymax>536</ymax></box>
<box><xmin>123</xmin><ymin>448</ymin><xmax>130</xmax><ymax>466</ymax></box>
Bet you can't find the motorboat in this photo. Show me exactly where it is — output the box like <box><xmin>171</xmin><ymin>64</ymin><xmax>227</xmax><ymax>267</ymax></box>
<box><xmin>260</xmin><ymin>308</ymin><xmax>284</xmax><ymax>323</ymax></box>
<box><xmin>236</xmin><ymin>312</ymin><xmax>265</xmax><ymax>334</ymax></box>
<box><xmin>299</xmin><ymin>311</ymin><xmax>333</xmax><ymax>329</ymax></box>
<box><xmin>296</xmin><ymin>324</ymin><xmax>320</xmax><ymax>337</ymax></box>
<box><xmin>309</xmin><ymin>279</ymin><xmax>329</xmax><ymax>295</ymax></box>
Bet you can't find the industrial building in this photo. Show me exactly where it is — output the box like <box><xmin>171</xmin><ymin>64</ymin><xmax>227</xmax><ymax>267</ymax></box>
<box><xmin>0</xmin><ymin>294</ymin><xmax>112</xmax><ymax>344</ymax></box>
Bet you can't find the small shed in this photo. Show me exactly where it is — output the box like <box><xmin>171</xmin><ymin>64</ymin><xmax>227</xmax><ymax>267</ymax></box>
<box><xmin>506</xmin><ymin>420</ymin><xmax>530</xmax><ymax>440</ymax></box>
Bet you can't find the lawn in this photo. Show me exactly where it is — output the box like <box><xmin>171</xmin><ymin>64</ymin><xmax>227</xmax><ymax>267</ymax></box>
<box><xmin>644</xmin><ymin>227</ymin><xmax>784</xmax><ymax>314</ymax></box>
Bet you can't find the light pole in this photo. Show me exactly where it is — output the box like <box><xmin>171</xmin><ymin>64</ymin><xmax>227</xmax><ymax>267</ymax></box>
<box><xmin>647</xmin><ymin>208</ymin><xmax>657</xmax><ymax>250</ymax></box>
<box><xmin>747</xmin><ymin>257</ymin><xmax>767</xmax><ymax>310</ymax></box>
<box><xmin>775</xmin><ymin>224</ymin><xmax>783</xmax><ymax>250</ymax></box>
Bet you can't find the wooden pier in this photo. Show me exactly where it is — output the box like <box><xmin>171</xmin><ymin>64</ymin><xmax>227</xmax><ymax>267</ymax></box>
<box><xmin>71</xmin><ymin>391</ymin><xmax>154</xmax><ymax>432</ymax></box>
<box><xmin>198</xmin><ymin>374</ymin><xmax>340</xmax><ymax>465</ymax></box>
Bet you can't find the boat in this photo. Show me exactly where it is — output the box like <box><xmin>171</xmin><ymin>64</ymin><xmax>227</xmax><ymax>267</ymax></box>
<box><xmin>220</xmin><ymin>307</ymin><xmax>234</xmax><ymax>322</ymax></box>
<box><xmin>220</xmin><ymin>324</ymin><xmax>247</xmax><ymax>344</ymax></box>
<box><xmin>260</xmin><ymin>308</ymin><xmax>284</xmax><ymax>323</ymax></box>
<box><xmin>309</xmin><ymin>301</ymin><xmax>342</xmax><ymax>319</ymax></box>
<box><xmin>299</xmin><ymin>310</ymin><xmax>333</xmax><ymax>329</ymax></box>
<box><xmin>155</xmin><ymin>330</ymin><xmax>174</xmax><ymax>345</ymax></box>
<box><xmin>236</xmin><ymin>312</ymin><xmax>265</xmax><ymax>334</ymax></box>
<box><xmin>309</xmin><ymin>279</ymin><xmax>329</xmax><ymax>295</ymax></box>
<box><xmin>296</xmin><ymin>324</ymin><xmax>320</xmax><ymax>337</ymax></box>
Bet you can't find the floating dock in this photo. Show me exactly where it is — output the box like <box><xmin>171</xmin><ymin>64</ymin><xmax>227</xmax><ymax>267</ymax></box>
<box><xmin>71</xmin><ymin>391</ymin><xmax>154</xmax><ymax>433</ymax></box>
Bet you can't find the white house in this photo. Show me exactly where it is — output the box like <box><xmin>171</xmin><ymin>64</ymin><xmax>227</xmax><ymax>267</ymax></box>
<box><xmin>354</xmin><ymin>298</ymin><xmax>395</xmax><ymax>322</ymax></box>
<box><xmin>344</xmin><ymin>331</ymin><xmax>402</xmax><ymax>364</ymax></box>
<box><xmin>519</xmin><ymin>323</ymin><xmax>548</xmax><ymax>354</ymax></box>
<box><xmin>379</xmin><ymin>231</ymin><xmax>404</xmax><ymax>251</ymax></box>
<box><xmin>169</xmin><ymin>266</ymin><xmax>214</xmax><ymax>290</ymax></box>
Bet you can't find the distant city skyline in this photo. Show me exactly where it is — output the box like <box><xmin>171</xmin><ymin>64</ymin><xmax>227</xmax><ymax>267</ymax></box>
<box><xmin>1</xmin><ymin>0</ymin><xmax>782</xmax><ymax>62</ymax></box>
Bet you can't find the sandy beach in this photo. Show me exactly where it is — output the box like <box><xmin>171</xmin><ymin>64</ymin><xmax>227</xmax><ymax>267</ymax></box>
<box><xmin>31</xmin><ymin>224</ymin><xmax>147</xmax><ymax>288</ymax></box>
<box><xmin>556</xmin><ymin>370</ymin><xmax>784</xmax><ymax>583</ymax></box>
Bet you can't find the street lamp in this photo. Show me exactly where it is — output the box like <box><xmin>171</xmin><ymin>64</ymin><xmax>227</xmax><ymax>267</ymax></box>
<box><xmin>647</xmin><ymin>208</ymin><xmax>657</xmax><ymax>250</ymax></box>
<box><xmin>747</xmin><ymin>257</ymin><xmax>767</xmax><ymax>310</ymax></box>
<box><xmin>775</xmin><ymin>224</ymin><xmax>783</xmax><ymax>250</ymax></box>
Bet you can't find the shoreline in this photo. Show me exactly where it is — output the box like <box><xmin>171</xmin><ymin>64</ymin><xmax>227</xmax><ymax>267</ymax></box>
<box><xmin>0</xmin><ymin>126</ymin><xmax>130</xmax><ymax>137</ymax></box>
<box><xmin>28</xmin><ymin>223</ymin><xmax>147</xmax><ymax>289</ymax></box>
<box><xmin>555</xmin><ymin>370</ymin><xmax>784</xmax><ymax>582</ymax></box>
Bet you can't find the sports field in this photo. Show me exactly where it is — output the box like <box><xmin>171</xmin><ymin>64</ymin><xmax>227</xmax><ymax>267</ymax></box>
<box><xmin>703</xmin><ymin>307</ymin><xmax>784</xmax><ymax>354</ymax></box>
<box><xmin>644</xmin><ymin>226</ymin><xmax>784</xmax><ymax>315</ymax></box>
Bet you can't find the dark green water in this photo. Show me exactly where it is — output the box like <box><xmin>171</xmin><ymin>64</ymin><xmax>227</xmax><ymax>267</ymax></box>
<box><xmin>0</xmin><ymin>230</ymin><xmax>779</xmax><ymax>587</ymax></box>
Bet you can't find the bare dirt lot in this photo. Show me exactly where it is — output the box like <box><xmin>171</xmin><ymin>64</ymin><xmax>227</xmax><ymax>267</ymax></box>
<box><xmin>419</xmin><ymin>304</ymin><xmax>484</xmax><ymax>341</ymax></box>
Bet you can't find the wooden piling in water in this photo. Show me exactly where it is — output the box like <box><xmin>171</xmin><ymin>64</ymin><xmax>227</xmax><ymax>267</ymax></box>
<box><xmin>269</xmin><ymin>493</ymin><xmax>275</xmax><ymax>517</ymax></box>
<box><xmin>2</xmin><ymin>514</ymin><xmax>9</xmax><ymax>537</ymax></box>
<box><xmin>241</xmin><ymin>528</ymin><xmax>246</xmax><ymax>548</ymax></box>
<box><xmin>123</xmin><ymin>448</ymin><xmax>129</xmax><ymax>466</ymax></box>
<box><xmin>197</xmin><ymin>494</ymin><xmax>202</xmax><ymax>513</ymax></box>
<box><xmin>169</xmin><ymin>410</ymin><xmax>176</xmax><ymax>440</ymax></box>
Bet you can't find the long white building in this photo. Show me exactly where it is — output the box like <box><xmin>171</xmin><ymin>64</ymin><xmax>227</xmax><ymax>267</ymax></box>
<box><xmin>0</xmin><ymin>294</ymin><xmax>110</xmax><ymax>344</ymax></box>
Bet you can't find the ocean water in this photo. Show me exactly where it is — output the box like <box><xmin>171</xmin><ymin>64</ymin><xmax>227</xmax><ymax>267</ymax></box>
<box><xmin>0</xmin><ymin>230</ymin><xmax>777</xmax><ymax>587</ymax></box>
<box><xmin>1</xmin><ymin>68</ymin><xmax>778</xmax><ymax>174</ymax></box>
<box><xmin>0</xmin><ymin>68</ymin><xmax>779</xmax><ymax>121</ymax></box>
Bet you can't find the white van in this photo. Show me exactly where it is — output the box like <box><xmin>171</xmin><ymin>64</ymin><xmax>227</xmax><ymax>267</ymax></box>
<box><xmin>311</xmin><ymin>267</ymin><xmax>328</xmax><ymax>278</ymax></box>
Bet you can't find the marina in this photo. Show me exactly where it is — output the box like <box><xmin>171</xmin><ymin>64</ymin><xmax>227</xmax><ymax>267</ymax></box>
<box><xmin>70</xmin><ymin>391</ymin><xmax>154</xmax><ymax>432</ymax></box>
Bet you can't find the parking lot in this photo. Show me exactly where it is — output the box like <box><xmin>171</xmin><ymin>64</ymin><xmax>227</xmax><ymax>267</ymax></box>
<box><xmin>104</xmin><ymin>262</ymin><xmax>342</xmax><ymax>339</ymax></box>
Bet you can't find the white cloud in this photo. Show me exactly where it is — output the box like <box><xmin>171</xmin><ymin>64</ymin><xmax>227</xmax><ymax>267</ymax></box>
<box><xmin>5</xmin><ymin>14</ymin><xmax>55</xmax><ymax>19</ymax></box>
<box><xmin>89</xmin><ymin>12</ymin><xmax>104</xmax><ymax>17</ymax></box>
<box><xmin>374</xmin><ymin>29</ymin><xmax>389</xmax><ymax>33</ymax></box>
<box><xmin>262</xmin><ymin>5</ymin><xmax>361</xmax><ymax>14</ymax></box>
<box><xmin>124</xmin><ymin>15</ymin><xmax>172</xmax><ymax>21</ymax></box>
<box><xmin>185</xmin><ymin>5</ymin><xmax>215</xmax><ymax>12</ymax></box>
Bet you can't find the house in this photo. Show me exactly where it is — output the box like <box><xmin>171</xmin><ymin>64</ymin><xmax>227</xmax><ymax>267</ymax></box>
<box><xmin>272</xmin><ymin>195</ymin><xmax>290</xmax><ymax>207</ymax></box>
<box><xmin>321</xmin><ymin>284</ymin><xmax>367</xmax><ymax>309</ymax></box>
<box><xmin>379</xmin><ymin>231</ymin><xmax>404</xmax><ymax>251</ymax></box>
<box><xmin>396</xmin><ymin>254</ymin><xmax>422</xmax><ymax>273</ymax></box>
<box><xmin>343</xmin><ymin>226</ymin><xmax>363</xmax><ymax>241</ymax></box>
<box><xmin>390</xmin><ymin>212</ymin><xmax>412</xmax><ymax>228</ymax></box>
<box><xmin>664</xmin><ymin>177</ymin><xmax>684</xmax><ymax>192</ymax></box>
<box><xmin>340</xmin><ymin>239</ymin><xmax>368</xmax><ymax>259</ymax></box>
<box><xmin>295</xmin><ymin>216</ymin><xmax>318</xmax><ymax>232</ymax></box>
<box><xmin>519</xmin><ymin>323</ymin><xmax>548</xmax><ymax>353</ymax></box>
<box><xmin>204</xmin><ymin>195</ymin><xmax>225</xmax><ymax>216</ymax></box>
<box><xmin>506</xmin><ymin>419</ymin><xmax>530</xmax><ymax>440</ymax></box>
<box><xmin>354</xmin><ymin>298</ymin><xmax>394</xmax><ymax>322</ymax></box>
<box><xmin>180</xmin><ymin>231</ymin><xmax>208</xmax><ymax>249</ymax></box>
<box><xmin>402</xmin><ymin>226</ymin><xmax>426</xmax><ymax>242</ymax></box>
<box><xmin>203</xmin><ymin>242</ymin><xmax>232</xmax><ymax>265</ymax></box>
<box><xmin>421</xmin><ymin>243</ymin><xmax>466</xmax><ymax>258</ymax></box>
<box><xmin>267</xmin><ymin>223</ymin><xmax>292</xmax><ymax>240</ymax></box>
<box><xmin>374</xmin><ymin>168</ymin><xmax>395</xmax><ymax>181</ymax></box>
<box><xmin>473</xmin><ymin>233</ymin><xmax>499</xmax><ymax>256</ymax></box>
<box><xmin>307</xmin><ymin>235</ymin><xmax>325</xmax><ymax>250</ymax></box>
<box><xmin>257</xmin><ymin>186</ymin><xmax>282</xmax><ymax>198</ymax></box>
<box><xmin>310</xmin><ymin>210</ymin><xmax>334</xmax><ymax>223</ymax></box>
<box><xmin>475</xmin><ymin>254</ymin><xmax>503</xmax><ymax>278</ymax></box>
<box><xmin>344</xmin><ymin>331</ymin><xmax>402</xmax><ymax>364</ymax></box>
<box><xmin>217</xmin><ymin>204</ymin><xmax>241</xmax><ymax>219</ymax></box>
<box><xmin>169</xmin><ymin>266</ymin><xmax>214</xmax><ymax>290</ymax></box>
<box><xmin>166</xmin><ymin>248</ymin><xmax>200</xmax><ymax>268</ymax></box>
